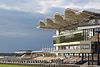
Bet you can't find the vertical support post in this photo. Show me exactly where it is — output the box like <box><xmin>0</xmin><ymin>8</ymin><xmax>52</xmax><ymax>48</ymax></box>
<box><xmin>93</xmin><ymin>28</ymin><xmax>95</xmax><ymax>36</ymax></box>
<box><xmin>97</xmin><ymin>53</ymin><xmax>99</xmax><ymax>65</ymax></box>
<box><xmin>83</xmin><ymin>29</ymin><xmax>85</xmax><ymax>41</ymax></box>
<box><xmin>73</xmin><ymin>53</ymin><xmax>74</xmax><ymax>57</ymax></box>
<box><xmin>56</xmin><ymin>29</ymin><xmax>60</xmax><ymax>36</ymax></box>
<box><xmin>92</xmin><ymin>53</ymin><xmax>93</xmax><ymax>65</ymax></box>
<box><xmin>82</xmin><ymin>53</ymin><xmax>83</xmax><ymax>61</ymax></box>
<box><xmin>98</xmin><ymin>32</ymin><xmax>99</xmax><ymax>43</ymax></box>
<box><xmin>85</xmin><ymin>53</ymin><xmax>86</xmax><ymax>59</ymax></box>
<box><xmin>79</xmin><ymin>53</ymin><xmax>80</xmax><ymax>57</ymax></box>
<box><xmin>97</xmin><ymin>31</ymin><xmax>100</xmax><ymax>65</ymax></box>
<box><xmin>88</xmin><ymin>53</ymin><xmax>90</xmax><ymax>65</ymax></box>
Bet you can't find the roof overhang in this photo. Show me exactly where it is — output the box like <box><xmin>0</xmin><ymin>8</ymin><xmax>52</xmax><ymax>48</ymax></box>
<box><xmin>37</xmin><ymin>8</ymin><xmax>100</xmax><ymax>31</ymax></box>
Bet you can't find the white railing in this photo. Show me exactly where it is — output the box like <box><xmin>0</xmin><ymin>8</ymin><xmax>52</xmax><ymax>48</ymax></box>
<box><xmin>53</xmin><ymin>49</ymin><xmax>91</xmax><ymax>53</ymax></box>
<box><xmin>41</xmin><ymin>48</ymin><xmax>55</xmax><ymax>53</ymax></box>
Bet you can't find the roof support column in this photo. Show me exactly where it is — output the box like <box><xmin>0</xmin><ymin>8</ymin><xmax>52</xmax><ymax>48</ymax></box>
<box><xmin>56</xmin><ymin>29</ymin><xmax>61</xmax><ymax>36</ymax></box>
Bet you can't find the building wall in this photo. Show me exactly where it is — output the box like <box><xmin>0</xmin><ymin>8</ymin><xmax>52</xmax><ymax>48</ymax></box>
<box><xmin>53</xmin><ymin>25</ymin><xmax>100</xmax><ymax>56</ymax></box>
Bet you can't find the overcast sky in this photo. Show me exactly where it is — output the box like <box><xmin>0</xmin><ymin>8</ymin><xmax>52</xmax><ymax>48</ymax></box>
<box><xmin>0</xmin><ymin>0</ymin><xmax>99</xmax><ymax>52</ymax></box>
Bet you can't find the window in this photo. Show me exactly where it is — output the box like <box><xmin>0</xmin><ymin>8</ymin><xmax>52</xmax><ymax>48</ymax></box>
<box><xmin>81</xmin><ymin>44</ymin><xmax>90</xmax><ymax>49</ymax></box>
<box><xmin>66</xmin><ymin>46</ymin><xmax>69</xmax><ymax>49</ymax></box>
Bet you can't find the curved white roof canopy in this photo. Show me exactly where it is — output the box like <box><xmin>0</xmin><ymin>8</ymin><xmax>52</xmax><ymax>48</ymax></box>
<box><xmin>64</xmin><ymin>8</ymin><xmax>76</xmax><ymax>19</ymax></box>
<box><xmin>54</xmin><ymin>13</ymin><xmax>63</xmax><ymax>24</ymax></box>
<box><xmin>46</xmin><ymin>18</ymin><xmax>60</xmax><ymax>29</ymax></box>
<box><xmin>38</xmin><ymin>8</ymin><xmax>100</xmax><ymax>31</ymax></box>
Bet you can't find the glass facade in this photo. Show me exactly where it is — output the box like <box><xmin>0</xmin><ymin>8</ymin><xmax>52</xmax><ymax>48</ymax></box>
<box><xmin>83</xmin><ymin>28</ymin><xmax>100</xmax><ymax>41</ymax></box>
<box><xmin>53</xmin><ymin>33</ymin><xmax>84</xmax><ymax>44</ymax></box>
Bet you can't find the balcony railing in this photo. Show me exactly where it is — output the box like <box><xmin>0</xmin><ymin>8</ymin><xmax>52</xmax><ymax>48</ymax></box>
<box><xmin>54</xmin><ymin>49</ymin><xmax>91</xmax><ymax>53</ymax></box>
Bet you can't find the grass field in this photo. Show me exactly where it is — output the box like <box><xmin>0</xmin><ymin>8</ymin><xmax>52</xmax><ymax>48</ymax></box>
<box><xmin>0</xmin><ymin>64</ymin><xmax>32</xmax><ymax>67</ymax></box>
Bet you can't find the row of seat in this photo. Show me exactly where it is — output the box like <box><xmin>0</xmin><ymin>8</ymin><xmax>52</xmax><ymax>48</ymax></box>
<box><xmin>0</xmin><ymin>59</ymin><xmax>49</xmax><ymax>64</ymax></box>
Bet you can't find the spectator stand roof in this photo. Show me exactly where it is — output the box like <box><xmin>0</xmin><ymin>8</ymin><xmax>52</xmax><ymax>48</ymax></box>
<box><xmin>37</xmin><ymin>8</ymin><xmax>100</xmax><ymax>31</ymax></box>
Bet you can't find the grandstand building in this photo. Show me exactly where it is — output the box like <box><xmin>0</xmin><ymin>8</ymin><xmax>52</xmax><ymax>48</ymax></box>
<box><xmin>37</xmin><ymin>8</ymin><xmax>100</xmax><ymax>65</ymax></box>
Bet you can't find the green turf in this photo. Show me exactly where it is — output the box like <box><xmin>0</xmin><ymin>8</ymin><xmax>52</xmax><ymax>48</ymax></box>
<box><xmin>0</xmin><ymin>64</ymin><xmax>32</xmax><ymax>67</ymax></box>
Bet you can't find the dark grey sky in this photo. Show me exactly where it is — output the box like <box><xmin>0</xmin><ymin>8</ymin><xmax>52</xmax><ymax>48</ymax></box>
<box><xmin>0</xmin><ymin>9</ymin><xmax>55</xmax><ymax>52</ymax></box>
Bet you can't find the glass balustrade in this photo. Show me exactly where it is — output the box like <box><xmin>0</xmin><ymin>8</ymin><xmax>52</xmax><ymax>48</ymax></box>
<box><xmin>53</xmin><ymin>33</ymin><xmax>84</xmax><ymax>44</ymax></box>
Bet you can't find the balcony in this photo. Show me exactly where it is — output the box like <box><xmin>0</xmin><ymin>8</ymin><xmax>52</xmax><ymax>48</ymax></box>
<box><xmin>54</xmin><ymin>49</ymin><xmax>91</xmax><ymax>53</ymax></box>
<box><xmin>54</xmin><ymin>49</ymin><xmax>80</xmax><ymax>53</ymax></box>
<box><xmin>53</xmin><ymin>33</ymin><xmax>84</xmax><ymax>44</ymax></box>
